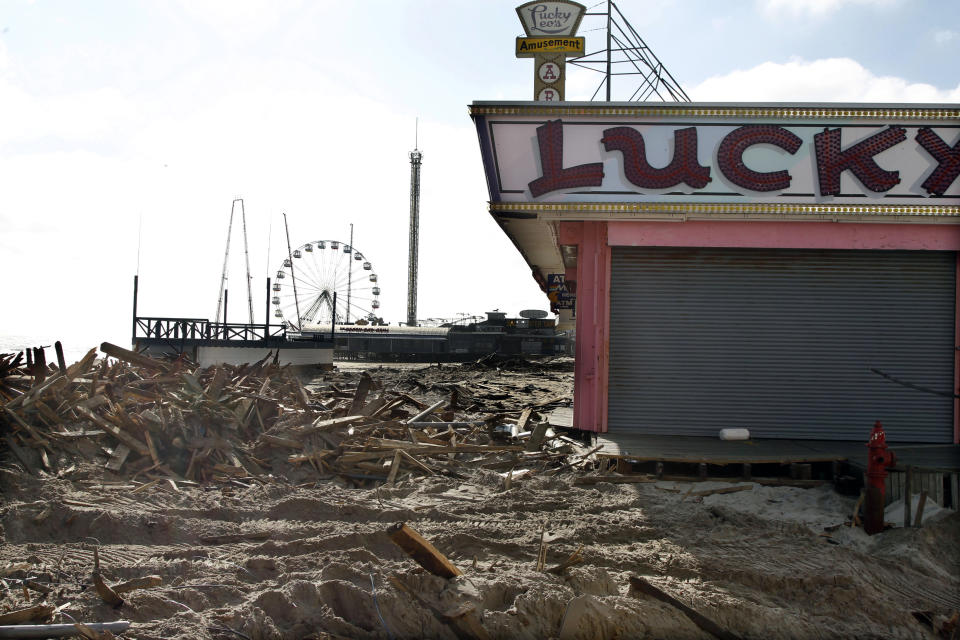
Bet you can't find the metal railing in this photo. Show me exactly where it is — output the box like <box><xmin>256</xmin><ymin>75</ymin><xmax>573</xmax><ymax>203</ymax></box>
<box><xmin>134</xmin><ymin>317</ymin><xmax>288</xmax><ymax>342</ymax></box>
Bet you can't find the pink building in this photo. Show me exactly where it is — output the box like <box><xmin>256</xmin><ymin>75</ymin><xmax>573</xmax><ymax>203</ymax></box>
<box><xmin>472</xmin><ymin>102</ymin><xmax>960</xmax><ymax>444</ymax></box>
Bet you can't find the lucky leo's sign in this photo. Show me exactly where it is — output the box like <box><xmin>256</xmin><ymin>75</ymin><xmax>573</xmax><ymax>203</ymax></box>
<box><xmin>515</xmin><ymin>1</ymin><xmax>586</xmax><ymax>36</ymax></box>
<box><xmin>498</xmin><ymin>118</ymin><xmax>960</xmax><ymax>203</ymax></box>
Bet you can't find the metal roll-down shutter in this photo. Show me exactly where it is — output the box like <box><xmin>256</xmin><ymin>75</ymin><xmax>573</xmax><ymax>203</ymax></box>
<box><xmin>608</xmin><ymin>247</ymin><xmax>956</xmax><ymax>442</ymax></box>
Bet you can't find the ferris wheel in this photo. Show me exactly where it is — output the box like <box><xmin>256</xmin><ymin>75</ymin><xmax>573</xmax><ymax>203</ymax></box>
<box><xmin>272</xmin><ymin>240</ymin><xmax>381</xmax><ymax>327</ymax></box>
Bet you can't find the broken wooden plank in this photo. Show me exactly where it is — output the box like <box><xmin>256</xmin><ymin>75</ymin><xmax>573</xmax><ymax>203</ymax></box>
<box><xmin>259</xmin><ymin>434</ymin><xmax>304</xmax><ymax>449</ymax></box>
<box><xmin>359</xmin><ymin>396</ymin><xmax>389</xmax><ymax>417</ymax></box>
<box><xmin>851</xmin><ymin>491</ymin><xmax>865</xmax><ymax>528</ymax></box>
<box><xmin>628</xmin><ymin>575</ymin><xmax>742</xmax><ymax>640</ymax></box>
<box><xmin>387</xmin><ymin>522</ymin><xmax>462</xmax><ymax>579</ymax></box>
<box><xmin>407</xmin><ymin>421</ymin><xmax>485</xmax><ymax>428</ymax></box>
<box><xmin>516</xmin><ymin>407</ymin><xmax>533</xmax><ymax>432</ymax></box>
<box><xmin>105</xmin><ymin>444</ymin><xmax>131</xmax><ymax>472</ymax></box>
<box><xmin>6</xmin><ymin>373</ymin><xmax>65</xmax><ymax>410</ymax></box>
<box><xmin>524</xmin><ymin>422</ymin><xmax>549</xmax><ymax>452</ymax></box>
<box><xmin>536</xmin><ymin>524</ymin><xmax>548</xmax><ymax>572</ymax></box>
<box><xmin>0</xmin><ymin>604</ymin><xmax>55</xmax><ymax>625</ymax></box>
<box><xmin>111</xmin><ymin>575</ymin><xmax>162</xmax><ymax>594</ymax></box>
<box><xmin>100</xmin><ymin>342</ymin><xmax>169</xmax><ymax>372</ymax></box>
<box><xmin>92</xmin><ymin>547</ymin><xmax>124</xmax><ymax>607</ymax></box>
<box><xmin>348</xmin><ymin>372</ymin><xmax>373</xmax><ymax>414</ymax></box>
<box><xmin>3</xmin><ymin>434</ymin><xmax>36</xmax><ymax>476</ymax></box>
<box><xmin>684</xmin><ymin>485</ymin><xmax>753</xmax><ymax>500</ymax></box>
<box><xmin>397</xmin><ymin>392</ymin><xmax>427</xmax><ymax>410</ymax></box>
<box><xmin>546</xmin><ymin>544</ymin><xmax>584</xmax><ymax>575</ymax></box>
<box><xmin>915</xmin><ymin>491</ymin><xmax>928</xmax><ymax>528</ymax></box>
<box><xmin>398</xmin><ymin>449</ymin><xmax>436</xmax><ymax>476</ymax></box>
<box><xmin>76</xmin><ymin>405</ymin><xmax>150</xmax><ymax>457</ymax></box>
<box><xmin>340</xmin><ymin>444</ymin><xmax>524</xmax><ymax>464</ymax></box>
<box><xmin>296</xmin><ymin>414</ymin><xmax>367</xmax><ymax>437</ymax></box>
<box><xmin>3</xmin><ymin>406</ymin><xmax>50</xmax><ymax>446</ymax></box>
<box><xmin>385</xmin><ymin>450</ymin><xmax>402</xmax><ymax>486</ymax></box>
<box><xmin>130</xmin><ymin>478</ymin><xmax>163</xmax><ymax>494</ymax></box>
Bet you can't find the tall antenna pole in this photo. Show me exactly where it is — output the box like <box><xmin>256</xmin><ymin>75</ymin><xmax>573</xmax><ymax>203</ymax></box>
<box><xmin>406</xmin><ymin>120</ymin><xmax>423</xmax><ymax>327</ymax></box>
<box><xmin>346</xmin><ymin>223</ymin><xmax>354</xmax><ymax>324</ymax></box>
<box><xmin>238</xmin><ymin>198</ymin><xmax>254</xmax><ymax>324</ymax></box>
<box><xmin>605</xmin><ymin>0</ymin><xmax>612</xmax><ymax>101</ymax></box>
<box><xmin>136</xmin><ymin>212</ymin><xmax>143</xmax><ymax>276</ymax></box>
<box><xmin>214</xmin><ymin>200</ymin><xmax>236</xmax><ymax>324</ymax></box>
<box><xmin>265</xmin><ymin>217</ymin><xmax>272</xmax><ymax>280</ymax></box>
<box><xmin>282</xmin><ymin>213</ymin><xmax>302</xmax><ymax>331</ymax></box>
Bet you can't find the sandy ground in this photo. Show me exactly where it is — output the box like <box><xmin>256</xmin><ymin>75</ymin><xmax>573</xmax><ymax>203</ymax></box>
<box><xmin>2</xmin><ymin>360</ymin><xmax>959</xmax><ymax>640</ymax></box>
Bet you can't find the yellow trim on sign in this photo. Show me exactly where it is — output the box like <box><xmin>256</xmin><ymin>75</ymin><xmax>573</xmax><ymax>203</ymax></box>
<box><xmin>489</xmin><ymin>202</ymin><xmax>960</xmax><ymax>217</ymax></box>
<box><xmin>470</xmin><ymin>104</ymin><xmax>960</xmax><ymax>120</ymax></box>
<box><xmin>515</xmin><ymin>36</ymin><xmax>585</xmax><ymax>57</ymax></box>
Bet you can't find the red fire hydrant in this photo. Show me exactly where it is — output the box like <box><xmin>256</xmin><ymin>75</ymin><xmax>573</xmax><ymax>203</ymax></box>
<box><xmin>864</xmin><ymin>421</ymin><xmax>896</xmax><ymax>535</ymax></box>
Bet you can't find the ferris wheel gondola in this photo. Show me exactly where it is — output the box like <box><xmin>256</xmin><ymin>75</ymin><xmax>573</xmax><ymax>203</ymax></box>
<box><xmin>273</xmin><ymin>239</ymin><xmax>381</xmax><ymax>327</ymax></box>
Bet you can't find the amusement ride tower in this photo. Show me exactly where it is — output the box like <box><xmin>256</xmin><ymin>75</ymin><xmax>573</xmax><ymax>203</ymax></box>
<box><xmin>406</xmin><ymin>126</ymin><xmax>423</xmax><ymax>327</ymax></box>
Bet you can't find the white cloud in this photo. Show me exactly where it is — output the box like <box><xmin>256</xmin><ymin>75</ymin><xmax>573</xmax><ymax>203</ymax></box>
<box><xmin>934</xmin><ymin>30</ymin><xmax>957</xmax><ymax>46</ymax></box>
<box><xmin>688</xmin><ymin>57</ymin><xmax>960</xmax><ymax>102</ymax></box>
<box><xmin>758</xmin><ymin>0</ymin><xmax>899</xmax><ymax>18</ymax></box>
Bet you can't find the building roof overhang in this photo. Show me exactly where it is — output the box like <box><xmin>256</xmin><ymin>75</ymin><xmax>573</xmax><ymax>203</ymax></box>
<box><xmin>470</xmin><ymin>100</ymin><xmax>960</xmax><ymax>286</ymax></box>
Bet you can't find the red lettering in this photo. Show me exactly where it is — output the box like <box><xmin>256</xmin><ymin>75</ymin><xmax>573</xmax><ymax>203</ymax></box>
<box><xmin>916</xmin><ymin>127</ymin><xmax>960</xmax><ymax>196</ymax></box>
<box><xmin>717</xmin><ymin>125</ymin><xmax>803</xmax><ymax>192</ymax></box>
<box><xmin>528</xmin><ymin>120</ymin><xmax>604</xmax><ymax>197</ymax></box>
<box><xmin>814</xmin><ymin>126</ymin><xmax>906</xmax><ymax>196</ymax></box>
<box><xmin>601</xmin><ymin>126</ymin><xmax>711</xmax><ymax>190</ymax></box>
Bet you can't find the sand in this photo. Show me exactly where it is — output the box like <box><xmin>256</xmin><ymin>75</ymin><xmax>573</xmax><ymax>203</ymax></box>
<box><xmin>1</xmin><ymin>362</ymin><xmax>958</xmax><ymax>639</ymax></box>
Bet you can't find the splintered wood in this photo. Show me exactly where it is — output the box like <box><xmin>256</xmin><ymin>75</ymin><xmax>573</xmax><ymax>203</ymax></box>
<box><xmin>0</xmin><ymin>342</ymin><xmax>587</xmax><ymax>488</ymax></box>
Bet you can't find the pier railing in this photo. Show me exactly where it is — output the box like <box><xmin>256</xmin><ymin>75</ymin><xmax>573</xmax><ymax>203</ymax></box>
<box><xmin>134</xmin><ymin>317</ymin><xmax>288</xmax><ymax>342</ymax></box>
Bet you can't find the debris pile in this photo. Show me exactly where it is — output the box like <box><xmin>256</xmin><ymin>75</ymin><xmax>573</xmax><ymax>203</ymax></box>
<box><xmin>2</xmin><ymin>344</ymin><xmax>959</xmax><ymax>640</ymax></box>
<box><xmin>0</xmin><ymin>342</ymin><xmax>585</xmax><ymax>489</ymax></box>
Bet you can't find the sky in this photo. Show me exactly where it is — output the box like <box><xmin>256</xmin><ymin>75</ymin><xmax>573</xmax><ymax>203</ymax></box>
<box><xmin>1</xmin><ymin>0</ymin><xmax>958</xmax><ymax>353</ymax></box>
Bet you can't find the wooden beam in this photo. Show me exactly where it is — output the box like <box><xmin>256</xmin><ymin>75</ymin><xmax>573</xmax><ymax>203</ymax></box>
<box><xmin>296</xmin><ymin>414</ymin><xmax>367</xmax><ymax>437</ymax></box>
<box><xmin>385</xmin><ymin>450</ymin><xmax>402</xmax><ymax>486</ymax></box>
<box><xmin>387</xmin><ymin>522</ymin><xmax>462</xmax><ymax>579</ymax></box>
<box><xmin>914</xmin><ymin>491</ymin><xmax>928</xmax><ymax>527</ymax></box>
<box><xmin>3</xmin><ymin>435</ymin><xmax>36</xmax><ymax>475</ymax></box>
<box><xmin>100</xmin><ymin>342</ymin><xmax>169</xmax><ymax>372</ymax></box>
<box><xmin>684</xmin><ymin>485</ymin><xmax>752</xmax><ymax>499</ymax></box>
<box><xmin>0</xmin><ymin>605</ymin><xmax>56</xmax><ymax>626</ymax></box>
<box><xmin>76</xmin><ymin>405</ymin><xmax>150</xmax><ymax>456</ymax></box>
<box><xmin>525</xmin><ymin>423</ymin><xmax>549</xmax><ymax>452</ymax></box>
<box><xmin>904</xmin><ymin>466</ymin><xmax>913</xmax><ymax>528</ymax></box>
<box><xmin>349</xmin><ymin>373</ymin><xmax>373</xmax><ymax>414</ymax></box>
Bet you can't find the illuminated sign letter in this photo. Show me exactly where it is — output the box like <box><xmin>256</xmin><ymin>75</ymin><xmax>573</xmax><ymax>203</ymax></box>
<box><xmin>601</xmin><ymin>126</ymin><xmax>711</xmax><ymax>190</ymax></box>
<box><xmin>814</xmin><ymin>126</ymin><xmax>906</xmax><ymax>196</ymax></box>
<box><xmin>716</xmin><ymin>125</ymin><xmax>803</xmax><ymax>192</ymax></box>
<box><xmin>528</xmin><ymin>120</ymin><xmax>604</xmax><ymax>197</ymax></box>
<box><xmin>915</xmin><ymin>127</ymin><xmax>960</xmax><ymax>196</ymax></box>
